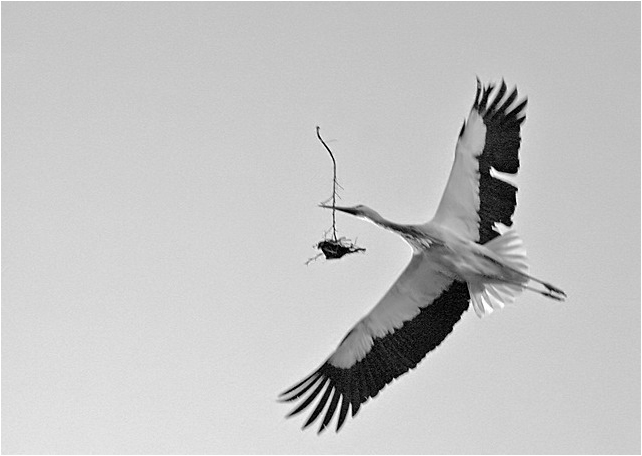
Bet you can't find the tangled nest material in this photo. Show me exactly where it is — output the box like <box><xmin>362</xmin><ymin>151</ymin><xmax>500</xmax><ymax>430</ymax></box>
<box><xmin>306</xmin><ymin>127</ymin><xmax>366</xmax><ymax>265</ymax></box>
<box><xmin>305</xmin><ymin>237</ymin><xmax>366</xmax><ymax>265</ymax></box>
<box><xmin>316</xmin><ymin>238</ymin><xmax>366</xmax><ymax>259</ymax></box>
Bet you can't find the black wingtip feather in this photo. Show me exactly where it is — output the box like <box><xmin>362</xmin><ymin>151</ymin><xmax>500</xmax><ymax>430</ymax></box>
<box><xmin>498</xmin><ymin>88</ymin><xmax>518</xmax><ymax>116</ymax></box>
<box><xmin>303</xmin><ymin>382</ymin><xmax>333</xmax><ymax>430</ymax></box>
<box><xmin>318</xmin><ymin>388</ymin><xmax>341</xmax><ymax>434</ymax></box>
<box><xmin>279</xmin><ymin>372</ymin><xmax>322</xmax><ymax>402</ymax></box>
<box><xmin>474</xmin><ymin>77</ymin><xmax>482</xmax><ymax>109</ymax></box>
<box><xmin>478</xmin><ymin>83</ymin><xmax>494</xmax><ymax>111</ymax></box>
<box><xmin>486</xmin><ymin>81</ymin><xmax>507</xmax><ymax>117</ymax></box>
<box><xmin>280</xmin><ymin>370</ymin><xmax>319</xmax><ymax>397</ymax></box>
<box><xmin>336</xmin><ymin>394</ymin><xmax>350</xmax><ymax>432</ymax></box>
<box><xmin>287</xmin><ymin>377</ymin><xmax>328</xmax><ymax>418</ymax></box>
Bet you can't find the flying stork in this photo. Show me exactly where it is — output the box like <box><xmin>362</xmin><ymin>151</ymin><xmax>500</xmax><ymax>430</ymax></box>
<box><xmin>280</xmin><ymin>79</ymin><xmax>566</xmax><ymax>433</ymax></box>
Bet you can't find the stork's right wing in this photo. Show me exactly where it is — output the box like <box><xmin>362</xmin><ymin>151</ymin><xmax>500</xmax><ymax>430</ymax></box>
<box><xmin>280</xmin><ymin>251</ymin><xmax>470</xmax><ymax>433</ymax></box>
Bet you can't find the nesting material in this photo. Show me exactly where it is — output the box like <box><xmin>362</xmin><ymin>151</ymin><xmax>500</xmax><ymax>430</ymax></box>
<box><xmin>305</xmin><ymin>236</ymin><xmax>366</xmax><ymax>265</ymax></box>
<box><xmin>306</xmin><ymin>127</ymin><xmax>367</xmax><ymax>265</ymax></box>
<box><xmin>317</xmin><ymin>237</ymin><xmax>366</xmax><ymax>260</ymax></box>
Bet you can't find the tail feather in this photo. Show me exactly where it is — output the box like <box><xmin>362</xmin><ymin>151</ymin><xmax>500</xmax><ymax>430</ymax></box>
<box><xmin>487</xmin><ymin>228</ymin><xmax>567</xmax><ymax>301</ymax></box>
<box><xmin>468</xmin><ymin>228</ymin><xmax>566</xmax><ymax>316</ymax></box>
<box><xmin>469</xmin><ymin>281</ymin><xmax>488</xmax><ymax>317</ymax></box>
<box><xmin>484</xmin><ymin>229</ymin><xmax>529</xmax><ymax>274</ymax></box>
<box><xmin>469</xmin><ymin>229</ymin><xmax>529</xmax><ymax>318</ymax></box>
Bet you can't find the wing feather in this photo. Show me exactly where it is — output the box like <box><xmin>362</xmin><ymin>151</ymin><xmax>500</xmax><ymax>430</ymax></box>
<box><xmin>335</xmin><ymin>393</ymin><xmax>350</xmax><ymax>432</ymax></box>
<box><xmin>303</xmin><ymin>382</ymin><xmax>333</xmax><ymax>429</ymax></box>
<box><xmin>486</xmin><ymin>80</ymin><xmax>507</xmax><ymax>115</ymax></box>
<box><xmin>280</xmin><ymin>251</ymin><xmax>470</xmax><ymax>432</ymax></box>
<box><xmin>287</xmin><ymin>377</ymin><xmax>327</xmax><ymax>417</ymax></box>
<box><xmin>433</xmin><ymin>79</ymin><xmax>527</xmax><ymax>243</ymax></box>
<box><xmin>319</xmin><ymin>388</ymin><xmax>341</xmax><ymax>433</ymax></box>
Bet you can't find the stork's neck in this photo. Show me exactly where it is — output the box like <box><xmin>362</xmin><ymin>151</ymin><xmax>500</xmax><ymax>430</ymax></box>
<box><xmin>366</xmin><ymin>214</ymin><xmax>443</xmax><ymax>248</ymax></box>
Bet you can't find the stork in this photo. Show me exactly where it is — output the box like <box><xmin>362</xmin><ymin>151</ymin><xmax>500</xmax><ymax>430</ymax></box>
<box><xmin>280</xmin><ymin>79</ymin><xmax>566</xmax><ymax>433</ymax></box>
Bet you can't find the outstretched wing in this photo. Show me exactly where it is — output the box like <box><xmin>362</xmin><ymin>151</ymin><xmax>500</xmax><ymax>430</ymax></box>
<box><xmin>433</xmin><ymin>79</ymin><xmax>527</xmax><ymax>244</ymax></box>
<box><xmin>280</xmin><ymin>251</ymin><xmax>470</xmax><ymax>433</ymax></box>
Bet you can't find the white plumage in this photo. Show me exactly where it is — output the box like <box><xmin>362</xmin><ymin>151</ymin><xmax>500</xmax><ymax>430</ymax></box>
<box><xmin>280</xmin><ymin>79</ymin><xmax>566</xmax><ymax>433</ymax></box>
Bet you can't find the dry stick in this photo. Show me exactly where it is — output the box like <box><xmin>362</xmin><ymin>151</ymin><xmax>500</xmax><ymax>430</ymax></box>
<box><xmin>316</xmin><ymin>126</ymin><xmax>338</xmax><ymax>241</ymax></box>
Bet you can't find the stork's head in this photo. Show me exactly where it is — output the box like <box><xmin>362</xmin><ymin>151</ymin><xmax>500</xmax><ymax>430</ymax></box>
<box><xmin>319</xmin><ymin>204</ymin><xmax>382</xmax><ymax>223</ymax></box>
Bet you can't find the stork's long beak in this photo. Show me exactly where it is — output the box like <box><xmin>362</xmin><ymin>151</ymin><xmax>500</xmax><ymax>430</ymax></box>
<box><xmin>319</xmin><ymin>204</ymin><xmax>359</xmax><ymax>216</ymax></box>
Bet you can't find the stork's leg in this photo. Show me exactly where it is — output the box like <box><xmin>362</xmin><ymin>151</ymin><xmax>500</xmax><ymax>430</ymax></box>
<box><xmin>517</xmin><ymin>282</ymin><xmax>566</xmax><ymax>301</ymax></box>
<box><xmin>503</xmin><ymin>267</ymin><xmax>567</xmax><ymax>299</ymax></box>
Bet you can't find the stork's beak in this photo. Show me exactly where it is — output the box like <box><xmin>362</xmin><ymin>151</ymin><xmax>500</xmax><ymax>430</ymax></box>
<box><xmin>319</xmin><ymin>204</ymin><xmax>359</xmax><ymax>216</ymax></box>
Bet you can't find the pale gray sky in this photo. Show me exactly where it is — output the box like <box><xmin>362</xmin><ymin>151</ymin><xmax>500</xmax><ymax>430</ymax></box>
<box><xmin>2</xmin><ymin>2</ymin><xmax>640</xmax><ymax>454</ymax></box>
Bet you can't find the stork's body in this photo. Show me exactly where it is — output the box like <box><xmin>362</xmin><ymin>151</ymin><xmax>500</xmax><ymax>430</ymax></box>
<box><xmin>344</xmin><ymin>213</ymin><xmax>515</xmax><ymax>285</ymax></box>
<box><xmin>280</xmin><ymin>80</ymin><xmax>566</xmax><ymax>433</ymax></box>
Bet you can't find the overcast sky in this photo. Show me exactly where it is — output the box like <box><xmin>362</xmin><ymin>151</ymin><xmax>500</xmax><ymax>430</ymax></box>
<box><xmin>3</xmin><ymin>2</ymin><xmax>640</xmax><ymax>454</ymax></box>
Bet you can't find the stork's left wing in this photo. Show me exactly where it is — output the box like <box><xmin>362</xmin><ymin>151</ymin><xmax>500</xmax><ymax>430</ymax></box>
<box><xmin>433</xmin><ymin>79</ymin><xmax>527</xmax><ymax>244</ymax></box>
<box><xmin>280</xmin><ymin>251</ymin><xmax>470</xmax><ymax>433</ymax></box>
